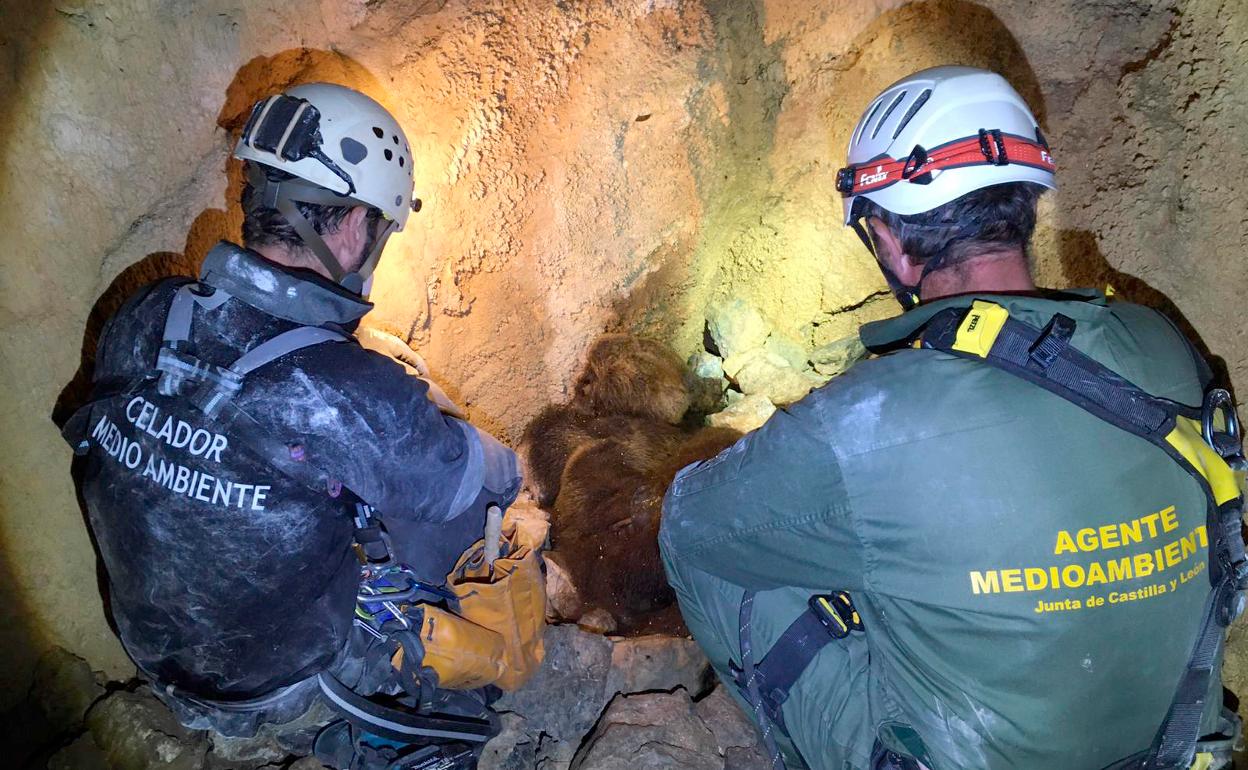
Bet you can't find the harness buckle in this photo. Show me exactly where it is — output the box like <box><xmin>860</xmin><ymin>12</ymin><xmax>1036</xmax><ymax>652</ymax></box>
<box><xmin>1202</xmin><ymin>389</ymin><xmax>1246</xmax><ymax>470</ymax></box>
<box><xmin>809</xmin><ymin>592</ymin><xmax>863</xmax><ymax>639</ymax></box>
<box><xmin>978</xmin><ymin>128</ymin><xmax>1009</xmax><ymax>166</ymax></box>
<box><xmin>1029</xmin><ymin>314</ymin><xmax>1077</xmax><ymax>369</ymax></box>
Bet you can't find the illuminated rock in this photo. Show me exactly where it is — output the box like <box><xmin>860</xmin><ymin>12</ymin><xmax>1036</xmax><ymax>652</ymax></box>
<box><xmin>707</xmin><ymin>299</ymin><xmax>770</xmax><ymax>359</ymax></box>
<box><xmin>706</xmin><ymin>394</ymin><xmax>776</xmax><ymax>434</ymax></box>
<box><xmin>723</xmin><ymin>349</ymin><xmax>814</xmax><ymax>405</ymax></box>
<box><xmin>688</xmin><ymin>351</ymin><xmax>728</xmax><ymax>413</ymax></box>
<box><xmin>811</xmin><ymin>336</ymin><xmax>869</xmax><ymax>378</ymax></box>
<box><xmin>763</xmin><ymin>333</ymin><xmax>809</xmax><ymax>371</ymax></box>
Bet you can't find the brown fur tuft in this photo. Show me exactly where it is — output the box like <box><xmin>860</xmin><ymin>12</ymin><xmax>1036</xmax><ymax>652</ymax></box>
<box><xmin>573</xmin><ymin>335</ymin><xmax>691</xmax><ymax>425</ymax></box>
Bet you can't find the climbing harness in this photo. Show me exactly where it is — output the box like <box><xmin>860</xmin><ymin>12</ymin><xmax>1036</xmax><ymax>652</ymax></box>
<box><xmin>731</xmin><ymin>591</ymin><xmax>867</xmax><ymax>769</ymax></box>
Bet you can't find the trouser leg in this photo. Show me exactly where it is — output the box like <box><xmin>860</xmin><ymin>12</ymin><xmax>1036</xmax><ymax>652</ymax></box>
<box><xmin>662</xmin><ymin>552</ymin><xmax>874</xmax><ymax>770</ymax></box>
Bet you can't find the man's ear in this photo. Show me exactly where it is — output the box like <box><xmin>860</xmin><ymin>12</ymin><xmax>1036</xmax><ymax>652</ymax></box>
<box><xmin>867</xmin><ymin>217</ymin><xmax>923</xmax><ymax>287</ymax></box>
<box><xmin>335</xmin><ymin>205</ymin><xmax>371</xmax><ymax>271</ymax></box>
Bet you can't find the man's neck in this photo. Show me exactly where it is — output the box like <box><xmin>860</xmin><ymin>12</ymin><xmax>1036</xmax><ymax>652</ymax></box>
<box><xmin>250</xmin><ymin>243</ymin><xmax>333</xmax><ymax>281</ymax></box>
<box><xmin>919</xmin><ymin>249</ymin><xmax>1035</xmax><ymax>302</ymax></box>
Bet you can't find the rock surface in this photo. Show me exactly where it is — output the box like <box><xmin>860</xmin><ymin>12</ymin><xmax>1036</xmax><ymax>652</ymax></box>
<box><xmin>811</xmin><ymin>336</ymin><xmax>871</xmax><ymax>378</ymax></box>
<box><xmin>724</xmin><ymin>348</ymin><xmax>816</xmax><ymax>406</ymax></box>
<box><xmin>19</xmin><ymin>638</ymin><xmax>751</xmax><ymax>770</ymax></box>
<box><xmin>706</xmin><ymin>394</ymin><xmax>777</xmax><ymax>434</ymax></box>
<box><xmin>86</xmin><ymin>689</ymin><xmax>210</xmax><ymax>770</ymax></box>
<box><xmin>572</xmin><ymin>688</ymin><xmax>769</xmax><ymax>770</ymax></box>
<box><xmin>707</xmin><ymin>299</ymin><xmax>772</xmax><ymax>359</ymax></box>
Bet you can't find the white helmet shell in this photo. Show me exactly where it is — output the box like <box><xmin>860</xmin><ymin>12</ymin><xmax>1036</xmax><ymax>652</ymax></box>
<box><xmin>842</xmin><ymin>66</ymin><xmax>1055</xmax><ymax>224</ymax></box>
<box><xmin>234</xmin><ymin>83</ymin><xmax>416</xmax><ymax>230</ymax></box>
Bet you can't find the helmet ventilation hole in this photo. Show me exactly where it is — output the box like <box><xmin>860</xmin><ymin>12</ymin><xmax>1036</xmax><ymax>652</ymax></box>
<box><xmin>892</xmin><ymin>89</ymin><xmax>933</xmax><ymax>140</ymax></box>
<box><xmin>855</xmin><ymin>98</ymin><xmax>885</xmax><ymax>146</ymax></box>
<box><xmin>372</xmin><ymin>126</ymin><xmax>385</xmax><ymax>138</ymax></box>
<box><xmin>384</xmin><ymin>148</ymin><xmax>393</xmax><ymax>161</ymax></box>
<box><xmin>871</xmin><ymin>90</ymin><xmax>907</xmax><ymax>140</ymax></box>
<box><xmin>398</xmin><ymin>156</ymin><xmax>405</xmax><ymax>167</ymax></box>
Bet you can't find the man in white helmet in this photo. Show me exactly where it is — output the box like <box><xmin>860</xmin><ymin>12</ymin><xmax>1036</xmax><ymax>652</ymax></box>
<box><xmin>660</xmin><ymin>66</ymin><xmax>1245</xmax><ymax>770</ymax></box>
<box><xmin>60</xmin><ymin>84</ymin><xmax>524</xmax><ymax>766</ymax></box>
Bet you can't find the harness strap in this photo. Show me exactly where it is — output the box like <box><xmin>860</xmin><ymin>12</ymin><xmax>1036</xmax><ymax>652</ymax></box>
<box><xmin>923</xmin><ymin>302</ymin><xmax>1188</xmax><ymax>436</ymax></box>
<box><xmin>736</xmin><ymin>591</ymin><xmax>788</xmax><ymax>770</ymax></box>
<box><xmin>739</xmin><ymin>592</ymin><xmax>864</xmax><ymax>731</ymax></box>
<box><xmin>922</xmin><ymin>301</ymin><xmax>1247</xmax><ymax>770</ymax></box>
<box><xmin>154</xmin><ymin>281</ymin><xmax>348</xmax><ymax>418</ymax></box>
<box><xmin>750</xmin><ymin>608</ymin><xmax>836</xmax><ymax>728</ymax></box>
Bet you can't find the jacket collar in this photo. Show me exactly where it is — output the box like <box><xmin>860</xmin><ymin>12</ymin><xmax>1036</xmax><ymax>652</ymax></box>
<box><xmin>859</xmin><ymin>288</ymin><xmax>1109</xmax><ymax>353</ymax></box>
<box><xmin>198</xmin><ymin>241</ymin><xmax>373</xmax><ymax>328</ymax></box>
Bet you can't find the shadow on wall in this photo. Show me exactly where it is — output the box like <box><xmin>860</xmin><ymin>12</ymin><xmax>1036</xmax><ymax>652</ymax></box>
<box><xmin>0</xmin><ymin>0</ymin><xmax>96</xmax><ymax>718</ymax></box>
<box><xmin>54</xmin><ymin>48</ymin><xmax>388</xmax><ymax>423</ymax></box>
<box><xmin>1054</xmin><ymin>229</ymin><xmax>1232</xmax><ymax>393</ymax></box>
<box><xmin>823</xmin><ymin>0</ymin><xmax>1047</xmax><ymax>153</ymax></box>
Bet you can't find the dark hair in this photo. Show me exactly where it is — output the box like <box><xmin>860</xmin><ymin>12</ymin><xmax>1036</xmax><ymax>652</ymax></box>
<box><xmin>241</xmin><ymin>162</ymin><xmax>382</xmax><ymax>270</ymax></box>
<box><xmin>860</xmin><ymin>182</ymin><xmax>1045</xmax><ymax>271</ymax></box>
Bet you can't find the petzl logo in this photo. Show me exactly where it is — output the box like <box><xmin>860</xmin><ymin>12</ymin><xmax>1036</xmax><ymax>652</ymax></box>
<box><xmin>859</xmin><ymin>166</ymin><xmax>888</xmax><ymax>186</ymax></box>
<box><xmin>966</xmin><ymin>314</ymin><xmax>981</xmax><ymax>331</ymax></box>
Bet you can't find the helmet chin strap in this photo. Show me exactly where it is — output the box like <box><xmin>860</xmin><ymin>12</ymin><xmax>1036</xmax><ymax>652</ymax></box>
<box><xmin>248</xmin><ymin>165</ymin><xmax>395</xmax><ymax>297</ymax></box>
<box><xmin>850</xmin><ymin>218</ymin><xmax>921</xmax><ymax>310</ymax></box>
<box><xmin>342</xmin><ymin>219</ymin><xmax>399</xmax><ymax>296</ymax></box>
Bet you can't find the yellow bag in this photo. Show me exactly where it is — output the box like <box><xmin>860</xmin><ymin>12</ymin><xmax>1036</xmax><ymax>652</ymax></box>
<box><xmin>395</xmin><ymin>505</ymin><xmax>549</xmax><ymax>692</ymax></box>
<box><xmin>413</xmin><ymin>605</ymin><xmax>506</xmax><ymax>690</ymax></box>
<box><xmin>447</xmin><ymin>505</ymin><xmax>549</xmax><ymax>691</ymax></box>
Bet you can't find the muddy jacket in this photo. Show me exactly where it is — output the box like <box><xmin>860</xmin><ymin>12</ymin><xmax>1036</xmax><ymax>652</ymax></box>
<box><xmin>67</xmin><ymin>242</ymin><xmax>519</xmax><ymax>701</ymax></box>
<box><xmin>660</xmin><ymin>291</ymin><xmax>1226</xmax><ymax>770</ymax></box>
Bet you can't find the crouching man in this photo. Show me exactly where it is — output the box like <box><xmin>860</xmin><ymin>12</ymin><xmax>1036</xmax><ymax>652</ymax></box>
<box><xmin>59</xmin><ymin>84</ymin><xmax>546</xmax><ymax>769</ymax></box>
<box><xmin>660</xmin><ymin>66</ymin><xmax>1245</xmax><ymax>770</ymax></box>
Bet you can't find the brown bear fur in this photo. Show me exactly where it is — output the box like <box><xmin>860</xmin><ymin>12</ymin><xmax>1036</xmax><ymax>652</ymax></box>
<box><xmin>573</xmin><ymin>334</ymin><xmax>692</xmax><ymax>424</ymax></box>
<box><xmin>550</xmin><ymin>427</ymin><xmax>741</xmax><ymax>629</ymax></box>
<box><xmin>523</xmin><ymin>333</ymin><xmax>741</xmax><ymax>634</ymax></box>
<box><xmin>522</xmin><ymin>408</ymin><xmax>687</xmax><ymax>508</ymax></box>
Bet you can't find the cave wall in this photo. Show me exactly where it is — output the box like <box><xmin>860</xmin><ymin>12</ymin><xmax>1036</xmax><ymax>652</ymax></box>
<box><xmin>1</xmin><ymin>0</ymin><xmax>1245</xmax><ymax>705</ymax></box>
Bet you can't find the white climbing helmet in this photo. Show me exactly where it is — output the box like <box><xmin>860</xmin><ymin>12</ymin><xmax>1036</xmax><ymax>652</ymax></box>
<box><xmin>838</xmin><ymin>65</ymin><xmax>1056</xmax><ymax>224</ymax></box>
<box><xmin>234</xmin><ymin>83</ymin><xmax>419</xmax><ymax>292</ymax></box>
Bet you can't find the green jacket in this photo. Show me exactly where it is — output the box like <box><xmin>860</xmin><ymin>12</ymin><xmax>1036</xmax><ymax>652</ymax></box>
<box><xmin>660</xmin><ymin>291</ymin><xmax>1224</xmax><ymax>770</ymax></box>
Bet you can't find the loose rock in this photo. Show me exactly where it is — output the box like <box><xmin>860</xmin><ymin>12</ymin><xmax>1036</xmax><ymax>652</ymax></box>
<box><xmin>578</xmin><ymin>608</ymin><xmax>618</xmax><ymax>635</ymax></box>
<box><xmin>571</xmin><ymin>686</ymin><xmax>770</xmax><ymax>770</ymax></box>
<box><xmin>544</xmin><ymin>552</ymin><xmax>584</xmax><ymax>622</ymax></box>
<box><xmin>494</xmin><ymin>624</ymin><xmax>714</xmax><ymax>767</ymax></box>
<box><xmin>479</xmin><ymin>712</ymin><xmax>538</xmax><ymax>770</ymax></box>
<box><xmin>706</xmin><ymin>394</ymin><xmax>776</xmax><ymax>433</ymax></box>
<box><xmin>763</xmin><ymin>334</ymin><xmax>809</xmax><ymax>371</ymax></box>
<box><xmin>606</xmin><ymin>635</ymin><xmax>710</xmax><ymax>697</ymax></box>
<box><xmin>32</xmin><ymin>647</ymin><xmax>107</xmax><ymax>737</ymax></box>
<box><xmin>48</xmin><ymin>733</ymin><xmax>109</xmax><ymax>770</ymax></box>
<box><xmin>811</xmin><ymin>335</ymin><xmax>869</xmax><ymax>378</ymax></box>
<box><xmin>723</xmin><ymin>349</ymin><xmax>814</xmax><ymax>405</ymax></box>
<box><xmin>688</xmin><ymin>351</ymin><xmax>730</xmax><ymax>413</ymax></box>
<box><xmin>707</xmin><ymin>299</ymin><xmax>770</xmax><ymax>359</ymax></box>
<box><xmin>86</xmin><ymin>689</ymin><xmax>210</xmax><ymax>770</ymax></box>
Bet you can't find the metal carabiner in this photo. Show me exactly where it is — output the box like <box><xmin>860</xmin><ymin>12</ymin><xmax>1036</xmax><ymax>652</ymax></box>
<box><xmin>1202</xmin><ymin>388</ymin><xmax>1246</xmax><ymax>469</ymax></box>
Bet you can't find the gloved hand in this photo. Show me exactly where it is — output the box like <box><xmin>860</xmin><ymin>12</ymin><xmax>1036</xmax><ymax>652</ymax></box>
<box><xmin>357</xmin><ymin>326</ymin><xmax>430</xmax><ymax>377</ymax></box>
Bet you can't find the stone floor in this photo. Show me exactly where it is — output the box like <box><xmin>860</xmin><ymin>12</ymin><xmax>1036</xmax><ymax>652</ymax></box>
<box><xmin>3</xmin><ymin>625</ymin><xmax>769</xmax><ymax>770</ymax></box>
